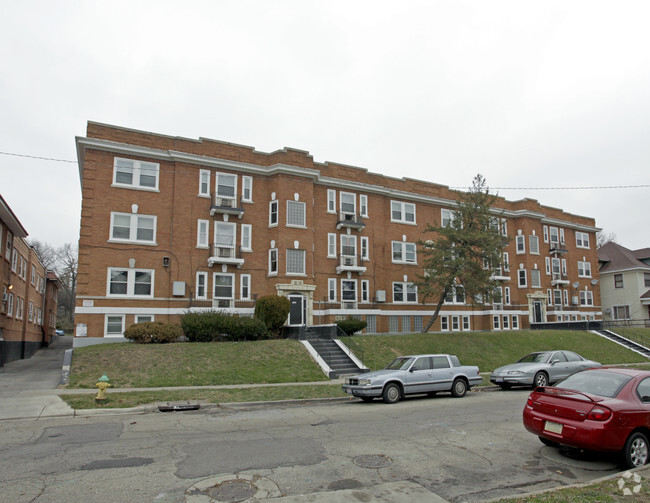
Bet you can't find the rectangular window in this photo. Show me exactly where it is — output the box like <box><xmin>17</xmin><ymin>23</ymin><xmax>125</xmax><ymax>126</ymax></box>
<box><xmin>389</xmin><ymin>316</ymin><xmax>399</xmax><ymax>333</ymax></box>
<box><xmin>341</xmin><ymin>279</ymin><xmax>357</xmax><ymax>303</ymax></box>
<box><xmin>501</xmin><ymin>219</ymin><xmax>508</xmax><ymax>237</ymax></box>
<box><xmin>268</xmin><ymin>248</ymin><xmax>278</xmax><ymax>275</ymax></box>
<box><xmin>328</xmin><ymin>278</ymin><xmax>337</xmax><ymax>301</ymax></box>
<box><xmin>579</xmin><ymin>290</ymin><xmax>594</xmax><ymax>306</ymax></box>
<box><xmin>213</xmin><ymin>274</ymin><xmax>234</xmax><ymax>302</ymax></box>
<box><xmin>545</xmin><ymin>257</ymin><xmax>551</xmax><ymax>275</ymax></box>
<box><xmin>361</xmin><ymin>280</ymin><xmax>369</xmax><ymax>302</ymax></box>
<box><xmin>286</xmin><ymin>249</ymin><xmax>305</xmax><ymax>275</ymax></box>
<box><xmin>645</xmin><ymin>273</ymin><xmax>650</xmax><ymax>288</ymax></box>
<box><xmin>462</xmin><ymin>316</ymin><xmax>470</xmax><ymax>330</ymax></box>
<box><xmin>493</xmin><ymin>286</ymin><xmax>503</xmax><ymax>306</ymax></box>
<box><xmin>215</xmin><ymin>173</ymin><xmax>236</xmax><ymax>201</ymax></box>
<box><xmin>549</xmin><ymin>227</ymin><xmax>559</xmax><ymax>246</ymax></box>
<box><xmin>441</xmin><ymin>208</ymin><xmax>454</xmax><ymax>228</ymax></box>
<box><xmin>327</xmin><ymin>233</ymin><xmax>337</xmax><ymax>257</ymax></box>
<box><xmin>105</xmin><ymin>315</ymin><xmax>125</xmax><ymax>337</ymax></box>
<box><xmin>504</xmin><ymin>286</ymin><xmax>511</xmax><ymax>305</ymax></box>
<box><xmin>561</xmin><ymin>258</ymin><xmax>567</xmax><ymax>276</ymax></box>
<box><xmin>340</xmin><ymin>235</ymin><xmax>357</xmax><ymax>260</ymax></box>
<box><xmin>576</xmin><ymin>231</ymin><xmax>590</xmax><ymax>248</ymax></box>
<box><xmin>340</xmin><ymin>192</ymin><xmax>356</xmax><ymax>216</ymax></box>
<box><xmin>360</xmin><ymin>194</ymin><xmax>368</xmax><ymax>217</ymax></box>
<box><xmin>518</xmin><ymin>269</ymin><xmax>527</xmax><ymax>288</ymax></box>
<box><xmin>111</xmin><ymin>212</ymin><xmax>156</xmax><ymax>244</ymax></box>
<box><xmin>269</xmin><ymin>200</ymin><xmax>278</xmax><ymax>227</ymax></box>
<box><xmin>28</xmin><ymin>301</ymin><xmax>34</xmax><ymax>322</ymax></box>
<box><xmin>413</xmin><ymin>315</ymin><xmax>423</xmax><ymax>332</ymax></box>
<box><xmin>360</xmin><ymin>236</ymin><xmax>369</xmax><ymax>261</ymax></box>
<box><xmin>529</xmin><ymin>235</ymin><xmax>539</xmax><ymax>254</ymax></box>
<box><xmin>543</xmin><ymin>225</ymin><xmax>549</xmax><ymax>243</ymax></box>
<box><xmin>327</xmin><ymin>189</ymin><xmax>336</xmax><ymax>213</ymax></box>
<box><xmin>214</xmin><ymin>222</ymin><xmax>236</xmax><ymax>256</ymax></box>
<box><xmin>502</xmin><ymin>315</ymin><xmax>509</xmax><ymax>330</ymax></box>
<box><xmin>241</xmin><ymin>224</ymin><xmax>252</xmax><ymax>252</ymax></box>
<box><xmin>113</xmin><ymin>157</ymin><xmax>159</xmax><ymax>190</ymax></box>
<box><xmin>577</xmin><ymin>261</ymin><xmax>591</xmax><ymax>278</ymax></box>
<box><xmin>440</xmin><ymin>316</ymin><xmax>449</xmax><ymax>331</ymax></box>
<box><xmin>613</xmin><ymin>305</ymin><xmax>630</xmax><ymax>320</ymax></box>
<box><xmin>31</xmin><ymin>265</ymin><xmax>36</xmax><ymax>285</ymax></box>
<box><xmin>563</xmin><ymin>289</ymin><xmax>569</xmax><ymax>306</ymax></box>
<box><xmin>107</xmin><ymin>268</ymin><xmax>154</xmax><ymax>297</ymax></box>
<box><xmin>391</xmin><ymin>201</ymin><xmax>416</xmax><ymax>224</ymax></box>
<box><xmin>242</xmin><ymin>176</ymin><xmax>253</xmax><ymax>202</ymax></box>
<box><xmin>516</xmin><ymin>235</ymin><xmax>525</xmax><ymax>254</ymax></box>
<box><xmin>287</xmin><ymin>200</ymin><xmax>306</xmax><ymax>227</ymax></box>
<box><xmin>5</xmin><ymin>231</ymin><xmax>12</xmax><ymax>260</ymax></box>
<box><xmin>391</xmin><ymin>241</ymin><xmax>417</xmax><ymax>264</ymax></box>
<box><xmin>503</xmin><ymin>252</ymin><xmax>510</xmax><ymax>272</ymax></box>
<box><xmin>614</xmin><ymin>274</ymin><xmax>624</xmax><ymax>288</ymax></box>
<box><xmin>552</xmin><ymin>257</ymin><xmax>561</xmax><ymax>275</ymax></box>
<box><xmin>366</xmin><ymin>315</ymin><xmax>376</xmax><ymax>333</ymax></box>
<box><xmin>240</xmin><ymin>274</ymin><xmax>251</xmax><ymax>300</ymax></box>
<box><xmin>553</xmin><ymin>289</ymin><xmax>562</xmax><ymax>306</ymax></box>
<box><xmin>135</xmin><ymin>315</ymin><xmax>154</xmax><ymax>324</ymax></box>
<box><xmin>199</xmin><ymin>170</ymin><xmax>210</xmax><ymax>196</ymax></box>
<box><xmin>512</xmin><ymin>315</ymin><xmax>519</xmax><ymax>329</ymax></box>
<box><xmin>493</xmin><ymin>315</ymin><xmax>501</xmax><ymax>330</ymax></box>
<box><xmin>11</xmin><ymin>249</ymin><xmax>17</xmax><ymax>272</ymax></box>
<box><xmin>559</xmin><ymin>228</ymin><xmax>565</xmax><ymax>245</ymax></box>
<box><xmin>393</xmin><ymin>282</ymin><xmax>417</xmax><ymax>303</ymax></box>
<box><xmin>531</xmin><ymin>269</ymin><xmax>541</xmax><ymax>288</ymax></box>
<box><xmin>196</xmin><ymin>220</ymin><xmax>209</xmax><ymax>248</ymax></box>
<box><xmin>196</xmin><ymin>272</ymin><xmax>207</xmax><ymax>300</ymax></box>
<box><xmin>547</xmin><ymin>288</ymin><xmax>553</xmax><ymax>305</ymax></box>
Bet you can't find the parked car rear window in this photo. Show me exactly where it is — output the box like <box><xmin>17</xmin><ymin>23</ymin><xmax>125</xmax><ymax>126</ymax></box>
<box><xmin>555</xmin><ymin>370</ymin><xmax>632</xmax><ymax>398</ymax></box>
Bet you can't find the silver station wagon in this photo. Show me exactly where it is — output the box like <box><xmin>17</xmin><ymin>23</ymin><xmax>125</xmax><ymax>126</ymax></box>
<box><xmin>342</xmin><ymin>354</ymin><xmax>482</xmax><ymax>404</ymax></box>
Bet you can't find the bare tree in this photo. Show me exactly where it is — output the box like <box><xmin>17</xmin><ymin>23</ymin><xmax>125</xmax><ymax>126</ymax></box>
<box><xmin>55</xmin><ymin>243</ymin><xmax>78</xmax><ymax>329</ymax></box>
<box><xmin>28</xmin><ymin>239</ymin><xmax>57</xmax><ymax>270</ymax></box>
<box><xmin>597</xmin><ymin>230</ymin><xmax>617</xmax><ymax>248</ymax></box>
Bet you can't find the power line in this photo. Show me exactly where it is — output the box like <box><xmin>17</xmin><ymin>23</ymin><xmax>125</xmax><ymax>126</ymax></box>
<box><xmin>1</xmin><ymin>150</ymin><xmax>648</xmax><ymax>191</ymax></box>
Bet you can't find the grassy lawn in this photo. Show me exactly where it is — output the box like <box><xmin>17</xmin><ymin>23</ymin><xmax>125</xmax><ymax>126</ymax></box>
<box><xmin>492</xmin><ymin>472</ymin><xmax>649</xmax><ymax>502</ymax></box>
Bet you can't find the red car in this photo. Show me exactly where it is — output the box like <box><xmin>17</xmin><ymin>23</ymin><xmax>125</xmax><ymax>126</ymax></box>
<box><xmin>523</xmin><ymin>367</ymin><xmax>650</xmax><ymax>468</ymax></box>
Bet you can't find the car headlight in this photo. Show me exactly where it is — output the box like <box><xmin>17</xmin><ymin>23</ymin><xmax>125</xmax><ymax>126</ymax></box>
<box><xmin>507</xmin><ymin>371</ymin><xmax>525</xmax><ymax>376</ymax></box>
<box><xmin>358</xmin><ymin>379</ymin><xmax>372</xmax><ymax>386</ymax></box>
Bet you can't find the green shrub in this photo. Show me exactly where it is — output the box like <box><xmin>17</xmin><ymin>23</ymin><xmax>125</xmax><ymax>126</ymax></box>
<box><xmin>336</xmin><ymin>318</ymin><xmax>367</xmax><ymax>336</ymax></box>
<box><xmin>123</xmin><ymin>321</ymin><xmax>183</xmax><ymax>344</ymax></box>
<box><xmin>180</xmin><ymin>311</ymin><xmax>268</xmax><ymax>342</ymax></box>
<box><xmin>254</xmin><ymin>295</ymin><xmax>291</xmax><ymax>337</ymax></box>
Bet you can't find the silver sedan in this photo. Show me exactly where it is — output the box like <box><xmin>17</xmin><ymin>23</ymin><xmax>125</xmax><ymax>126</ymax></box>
<box><xmin>490</xmin><ymin>350</ymin><xmax>600</xmax><ymax>389</ymax></box>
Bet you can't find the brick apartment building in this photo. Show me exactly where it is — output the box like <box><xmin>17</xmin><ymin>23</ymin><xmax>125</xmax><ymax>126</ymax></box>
<box><xmin>0</xmin><ymin>194</ymin><xmax>61</xmax><ymax>366</ymax></box>
<box><xmin>73</xmin><ymin>122</ymin><xmax>601</xmax><ymax>343</ymax></box>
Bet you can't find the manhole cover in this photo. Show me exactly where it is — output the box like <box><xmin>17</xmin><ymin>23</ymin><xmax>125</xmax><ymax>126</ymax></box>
<box><xmin>353</xmin><ymin>454</ymin><xmax>392</xmax><ymax>468</ymax></box>
<box><xmin>207</xmin><ymin>480</ymin><xmax>257</xmax><ymax>502</ymax></box>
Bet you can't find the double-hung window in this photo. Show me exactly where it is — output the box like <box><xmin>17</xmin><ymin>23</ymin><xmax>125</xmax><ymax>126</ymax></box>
<box><xmin>107</xmin><ymin>268</ymin><xmax>154</xmax><ymax>297</ymax></box>
<box><xmin>269</xmin><ymin>200</ymin><xmax>278</xmax><ymax>227</ymax></box>
<box><xmin>242</xmin><ymin>176</ymin><xmax>253</xmax><ymax>202</ymax></box>
<box><xmin>614</xmin><ymin>274</ymin><xmax>624</xmax><ymax>288</ymax></box>
<box><xmin>241</xmin><ymin>224</ymin><xmax>252</xmax><ymax>252</ymax></box>
<box><xmin>327</xmin><ymin>234</ymin><xmax>337</xmax><ymax>257</ymax></box>
<box><xmin>549</xmin><ymin>227</ymin><xmax>559</xmax><ymax>247</ymax></box>
<box><xmin>199</xmin><ymin>170</ymin><xmax>210</xmax><ymax>197</ymax></box>
<box><xmin>214</xmin><ymin>222</ymin><xmax>236</xmax><ymax>256</ymax></box>
<box><xmin>105</xmin><ymin>315</ymin><xmax>125</xmax><ymax>337</ymax></box>
<box><xmin>360</xmin><ymin>236</ymin><xmax>369</xmax><ymax>261</ymax></box>
<box><xmin>529</xmin><ymin>235</ymin><xmax>539</xmax><ymax>254</ymax></box>
<box><xmin>340</xmin><ymin>192</ymin><xmax>356</xmax><ymax>217</ymax></box>
<box><xmin>5</xmin><ymin>231</ymin><xmax>12</xmax><ymax>260</ymax></box>
<box><xmin>516</xmin><ymin>235</ymin><xmax>525</xmax><ymax>254</ymax></box>
<box><xmin>441</xmin><ymin>208</ymin><xmax>454</xmax><ymax>228</ymax></box>
<box><xmin>577</xmin><ymin>261</ymin><xmax>592</xmax><ymax>278</ymax></box>
<box><xmin>576</xmin><ymin>232</ymin><xmax>590</xmax><ymax>248</ymax></box>
<box><xmin>240</xmin><ymin>274</ymin><xmax>251</xmax><ymax>300</ymax></box>
<box><xmin>393</xmin><ymin>282</ymin><xmax>417</xmax><ymax>303</ymax></box>
<box><xmin>287</xmin><ymin>249</ymin><xmax>305</xmax><ymax>275</ymax></box>
<box><xmin>361</xmin><ymin>280</ymin><xmax>369</xmax><ymax>302</ymax></box>
<box><xmin>113</xmin><ymin>158</ymin><xmax>159</xmax><ymax>190</ymax></box>
<box><xmin>553</xmin><ymin>289</ymin><xmax>562</xmax><ymax>306</ymax></box>
<box><xmin>197</xmin><ymin>220</ymin><xmax>209</xmax><ymax>248</ymax></box>
<box><xmin>360</xmin><ymin>195</ymin><xmax>368</xmax><ymax>217</ymax></box>
<box><xmin>328</xmin><ymin>278</ymin><xmax>337</xmax><ymax>301</ymax></box>
<box><xmin>215</xmin><ymin>173</ymin><xmax>237</xmax><ymax>205</ymax></box>
<box><xmin>340</xmin><ymin>235</ymin><xmax>357</xmax><ymax>261</ymax></box>
<box><xmin>341</xmin><ymin>280</ymin><xmax>357</xmax><ymax>304</ymax></box>
<box><xmin>111</xmin><ymin>212</ymin><xmax>156</xmax><ymax>244</ymax></box>
<box><xmin>196</xmin><ymin>271</ymin><xmax>207</xmax><ymax>300</ymax></box>
<box><xmin>213</xmin><ymin>273</ymin><xmax>234</xmax><ymax>300</ymax></box>
<box><xmin>327</xmin><ymin>189</ymin><xmax>336</xmax><ymax>213</ymax></box>
<box><xmin>287</xmin><ymin>200</ymin><xmax>306</xmax><ymax>227</ymax></box>
<box><xmin>579</xmin><ymin>290</ymin><xmax>594</xmax><ymax>306</ymax></box>
<box><xmin>518</xmin><ymin>269</ymin><xmax>527</xmax><ymax>288</ymax></box>
<box><xmin>613</xmin><ymin>305</ymin><xmax>630</xmax><ymax>320</ymax></box>
<box><xmin>531</xmin><ymin>269</ymin><xmax>541</xmax><ymax>288</ymax></box>
<box><xmin>391</xmin><ymin>201</ymin><xmax>415</xmax><ymax>224</ymax></box>
<box><xmin>392</xmin><ymin>241</ymin><xmax>417</xmax><ymax>264</ymax></box>
<box><xmin>269</xmin><ymin>248</ymin><xmax>278</xmax><ymax>275</ymax></box>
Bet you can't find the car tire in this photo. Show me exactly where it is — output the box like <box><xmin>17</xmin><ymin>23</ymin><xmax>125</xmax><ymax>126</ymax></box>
<box><xmin>539</xmin><ymin>436</ymin><xmax>559</xmax><ymax>447</ymax></box>
<box><xmin>360</xmin><ymin>397</ymin><xmax>374</xmax><ymax>403</ymax></box>
<box><xmin>451</xmin><ymin>378</ymin><xmax>467</xmax><ymax>398</ymax></box>
<box><xmin>623</xmin><ymin>432</ymin><xmax>649</xmax><ymax>468</ymax></box>
<box><xmin>534</xmin><ymin>372</ymin><xmax>548</xmax><ymax>388</ymax></box>
<box><xmin>382</xmin><ymin>383</ymin><xmax>401</xmax><ymax>404</ymax></box>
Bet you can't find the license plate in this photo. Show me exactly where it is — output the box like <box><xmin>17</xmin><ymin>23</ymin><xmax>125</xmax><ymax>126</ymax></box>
<box><xmin>495</xmin><ymin>377</ymin><xmax>503</xmax><ymax>383</ymax></box>
<box><xmin>544</xmin><ymin>421</ymin><xmax>563</xmax><ymax>435</ymax></box>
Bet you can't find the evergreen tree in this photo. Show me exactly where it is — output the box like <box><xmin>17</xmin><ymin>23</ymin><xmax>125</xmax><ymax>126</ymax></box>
<box><xmin>417</xmin><ymin>174</ymin><xmax>509</xmax><ymax>332</ymax></box>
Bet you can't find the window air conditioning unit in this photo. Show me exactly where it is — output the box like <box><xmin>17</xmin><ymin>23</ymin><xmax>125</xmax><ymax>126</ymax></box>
<box><xmin>343</xmin><ymin>213</ymin><xmax>355</xmax><ymax>221</ymax></box>
<box><xmin>216</xmin><ymin>299</ymin><xmax>231</xmax><ymax>308</ymax></box>
<box><xmin>218</xmin><ymin>247</ymin><xmax>233</xmax><ymax>258</ymax></box>
<box><xmin>217</xmin><ymin>197</ymin><xmax>235</xmax><ymax>208</ymax></box>
<box><xmin>343</xmin><ymin>256</ymin><xmax>355</xmax><ymax>267</ymax></box>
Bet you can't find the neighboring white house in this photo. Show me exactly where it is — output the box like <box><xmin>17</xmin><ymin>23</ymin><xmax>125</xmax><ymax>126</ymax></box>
<box><xmin>598</xmin><ymin>242</ymin><xmax>650</xmax><ymax>322</ymax></box>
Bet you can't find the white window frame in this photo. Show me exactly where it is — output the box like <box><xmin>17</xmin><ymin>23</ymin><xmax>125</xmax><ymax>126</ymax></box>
<box><xmin>107</xmin><ymin>268</ymin><xmax>155</xmax><ymax>298</ymax></box>
<box><xmin>391</xmin><ymin>241</ymin><xmax>417</xmax><ymax>264</ymax></box>
<box><xmin>360</xmin><ymin>236</ymin><xmax>369</xmax><ymax>261</ymax></box>
<box><xmin>361</xmin><ymin>279</ymin><xmax>369</xmax><ymax>302</ymax></box>
<box><xmin>441</xmin><ymin>208</ymin><xmax>454</xmax><ymax>228</ymax></box>
<box><xmin>440</xmin><ymin>316</ymin><xmax>449</xmax><ymax>331</ymax></box>
<box><xmin>563</xmin><ymin>289</ymin><xmax>569</xmax><ymax>306</ymax></box>
<box><xmin>516</xmin><ymin>235</ymin><xmax>525</xmax><ymax>254</ymax></box>
<box><xmin>113</xmin><ymin>157</ymin><xmax>160</xmax><ymax>191</ymax></box>
<box><xmin>327</xmin><ymin>233</ymin><xmax>337</xmax><ymax>258</ymax></box>
<box><xmin>240</xmin><ymin>274</ymin><xmax>251</xmax><ymax>300</ymax></box>
<box><xmin>328</xmin><ymin>278</ymin><xmax>337</xmax><ymax>301</ymax></box>
<box><xmin>549</xmin><ymin>226</ymin><xmax>559</xmax><ymax>246</ymax></box>
<box><xmin>501</xmin><ymin>219</ymin><xmax>508</xmax><ymax>237</ymax></box>
<box><xmin>196</xmin><ymin>271</ymin><xmax>208</xmax><ymax>300</ymax></box>
<box><xmin>286</xmin><ymin>200</ymin><xmax>306</xmax><ymax>228</ymax></box>
<box><xmin>545</xmin><ymin>257</ymin><xmax>551</xmax><ymax>275</ymax></box>
<box><xmin>341</xmin><ymin>279</ymin><xmax>358</xmax><ymax>303</ymax></box>
<box><xmin>560</xmin><ymin>228</ymin><xmax>565</xmax><ymax>245</ymax></box>
<box><xmin>547</xmin><ymin>288</ymin><xmax>553</xmax><ymax>305</ymax></box>
<box><xmin>576</xmin><ymin>231</ymin><xmax>590</xmax><ymax>249</ymax></box>
<box><xmin>577</xmin><ymin>260</ymin><xmax>592</xmax><ymax>278</ymax></box>
<box><xmin>340</xmin><ymin>192</ymin><xmax>356</xmax><ymax>217</ymax></box>
<box><xmin>462</xmin><ymin>316</ymin><xmax>470</xmax><ymax>330</ymax></box>
<box><xmin>241</xmin><ymin>224</ymin><xmax>252</xmax><ymax>252</ymax></box>
<box><xmin>504</xmin><ymin>286</ymin><xmax>511</xmax><ymax>305</ymax></box>
<box><xmin>493</xmin><ymin>315</ymin><xmax>501</xmax><ymax>330</ymax></box>
<box><xmin>269</xmin><ymin>200</ymin><xmax>278</xmax><ymax>227</ymax></box>
<box><xmin>512</xmin><ymin>315</ymin><xmax>519</xmax><ymax>329</ymax></box>
<box><xmin>561</xmin><ymin>258</ymin><xmax>567</xmax><ymax>276</ymax></box>
<box><xmin>213</xmin><ymin>272</ymin><xmax>235</xmax><ymax>300</ymax></box>
<box><xmin>135</xmin><ymin>315</ymin><xmax>154</xmax><ymax>324</ymax></box>
<box><xmin>518</xmin><ymin>269</ymin><xmax>527</xmax><ymax>288</ymax></box>
<box><xmin>199</xmin><ymin>169</ymin><xmax>210</xmax><ymax>197</ymax></box>
<box><xmin>531</xmin><ymin>269</ymin><xmax>541</xmax><ymax>288</ymax></box>
<box><xmin>553</xmin><ymin>289</ymin><xmax>562</xmax><ymax>306</ymax></box>
<box><xmin>529</xmin><ymin>235</ymin><xmax>539</xmax><ymax>255</ymax></box>
<box><xmin>242</xmin><ymin>176</ymin><xmax>253</xmax><ymax>203</ymax></box>
<box><xmin>451</xmin><ymin>315</ymin><xmax>460</xmax><ymax>331</ymax></box>
<box><xmin>215</xmin><ymin>172</ymin><xmax>237</xmax><ymax>201</ymax></box>
<box><xmin>579</xmin><ymin>290</ymin><xmax>594</xmax><ymax>306</ymax></box>
<box><xmin>110</xmin><ymin>212</ymin><xmax>157</xmax><ymax>244</ymax></box>
<box><xmin>214</xmin><ymin>221</ymin><xmax>237</xmax><ymax>250</ymax></box>
<box><xmin>197</xmin><ymin>220</ymin><xmax>209</xmax><ymax>248</ymax></box>
<box><xmin>503</xmin><ymin>314</ymin><xmax>509</xmax><ymax>330</ymax></box>
<box><xmin>327</xmin><ymin>189</ymin><xmax>336</xmax><ymax>214</ymax></box>
<box><xmin>5</xmin><ymin>231</ymin><xmax>11</xmax><ymax>260</ymax></box>
<box><xmin>392</xmin><ymin>282</ymin><xmax>417</xmax><ymax>303</ymax></box>
<box><xmin>286</xmin><ymin>249</ymin><xmax>306</xmax><ymax>275</ymax></box>
<box><xmin>31</xmin><ymin>265</ymin><xmax>36</xmax><ymax>285</ymax></box>
<box><xmin>11</xmin><ymin>249</ymin><xmax>17</xmax><ymax>272</ymax></box>
<box><xmin>268</xmin><ymin>248</ymin><xmax>278</xmax><ymax>276</ymax></box>
<box><xmin>391</xmin><ymin>201</ymin><xmax>416</xmax><ymax>224</ymax></box>
<box><xmin>503</xmin><ymin>252</ymin><xmax>510</xmax><ymax>272</ymax></box>
<box><xmin>359</xmin><ymin>194</ymin><xmax>368</xmax><ymax>217</ymax></box>
<box><xmin>105</xmin><ymin>314</ymin><xmax>125</xmax><ymax>337</ymax></box>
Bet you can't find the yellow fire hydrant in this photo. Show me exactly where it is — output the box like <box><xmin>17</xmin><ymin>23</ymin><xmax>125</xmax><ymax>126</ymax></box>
<box><xmin>95</xmin><ymin>373</ymin><xmax>111</xmax><ymax>402</ymax></box>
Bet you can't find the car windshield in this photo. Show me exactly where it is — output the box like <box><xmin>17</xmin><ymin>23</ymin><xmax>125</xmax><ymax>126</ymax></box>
<box><xmin>385</xmin><ymin>357</ymin><xmax>414</xmax><ymax>371</ymax></box>
<box><xmin>555</xmin><ymin>370</ymin><xmax>632</xmax><ymax>398</ymax></box>
<box><xmin>517</xmin><ymin>352</ymin><xmax>551</xmax><ymax>364</ymax></box>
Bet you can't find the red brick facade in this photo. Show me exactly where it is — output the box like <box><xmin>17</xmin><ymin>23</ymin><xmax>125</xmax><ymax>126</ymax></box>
<box><xmin>74</xmin><ymin>122</ymin><xmax>601</xmax><ymax>340</ymax></box>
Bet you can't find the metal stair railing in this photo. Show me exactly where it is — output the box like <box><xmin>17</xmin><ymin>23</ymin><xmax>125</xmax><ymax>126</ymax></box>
<box><xmin>602</xmin><ymin>320</ymin><xmax>650</xmax><ymax>352</ymax></box>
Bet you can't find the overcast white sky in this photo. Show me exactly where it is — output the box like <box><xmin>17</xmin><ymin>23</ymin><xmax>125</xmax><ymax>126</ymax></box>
<box><xmin>1</xmin><ymin>1</ymin><xmax>648</xmax><ymax>250</ymax></box>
